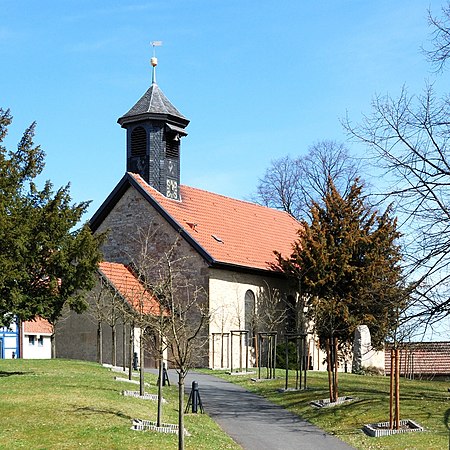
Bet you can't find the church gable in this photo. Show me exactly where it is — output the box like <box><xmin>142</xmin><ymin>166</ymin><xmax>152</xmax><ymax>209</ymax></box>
<box><xmin>91</xmin><ymin>172</ymin><xmax>300</xmax><ymax>274</ymax></box>
<box><xmin>92</xmin><ymin>181</ymin><xmax>211</xmax><ymax>307</ymax></box>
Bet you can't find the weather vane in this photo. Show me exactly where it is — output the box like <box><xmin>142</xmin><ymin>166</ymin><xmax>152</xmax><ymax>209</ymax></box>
<box><xmin>151</xmin><ymin>41</ymin><xmax>162</xmax><ymax>84</ymax></box>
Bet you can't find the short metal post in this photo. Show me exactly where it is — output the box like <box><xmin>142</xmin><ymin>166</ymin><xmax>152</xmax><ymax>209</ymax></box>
<box><xmin>162</xmin><ymin>362</ymin><xmax>170</xmax><ymax>386</ymax></box>
<box><xmin>192</xmin><ymin>381</ymin><xmax>198</xmax><ymax>413</ymax></box>
<box><xmin>185</xmin><ymin>380</ymin><xmax>204</xmax><ymax>414</ymax></box>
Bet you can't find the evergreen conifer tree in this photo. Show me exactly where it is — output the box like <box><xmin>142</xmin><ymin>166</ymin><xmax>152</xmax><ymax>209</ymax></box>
<box><xmin>277</xmin><ymin>178</ymin><xmax>406</xmax><ymax>401</ymax></box>
<box><xmin>0</xmin><ymin>108</ymin><xmax>103</xmax><ymax>350</ymax></box>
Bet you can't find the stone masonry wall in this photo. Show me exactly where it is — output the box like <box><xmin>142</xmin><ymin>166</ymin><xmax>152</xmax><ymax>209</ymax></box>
<box><xmin>96</xmin><ymin>186</ymin><xmax>211</xmax><ymax>367</ymax></box>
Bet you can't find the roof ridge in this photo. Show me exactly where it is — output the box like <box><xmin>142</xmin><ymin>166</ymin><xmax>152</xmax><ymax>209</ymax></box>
<box><xmin>128</xmin><ymin>172</ymin><xmax>299</xmax><ymax>220</ymax></box>
<box><xmin>148</xmin><ymin>83</ymin><xmax>156</xmax><ymax>112</ymax></box>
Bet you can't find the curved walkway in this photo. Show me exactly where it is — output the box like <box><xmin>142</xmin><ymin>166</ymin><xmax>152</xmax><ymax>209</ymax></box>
<box><xmin>175</xmin><ymin>370</ymin><xmax>354</xmax><ymax>450</ymax></box>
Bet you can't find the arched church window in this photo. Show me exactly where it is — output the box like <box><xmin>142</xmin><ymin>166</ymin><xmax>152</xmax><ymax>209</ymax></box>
<box><xmin>131</xmin><ymin>126</ymin><xmax>147</xmax><ymax>157</ymax></box>
<box><xmin>245</xmin><ymin>290</ymin><xmax>256</xmax><ymax>346</ymax></box>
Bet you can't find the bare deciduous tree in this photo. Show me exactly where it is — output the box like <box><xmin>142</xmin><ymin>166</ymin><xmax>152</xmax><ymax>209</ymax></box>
<box><xmin>130</xmin><ymin>225</ymin><xmax>209</xmax><ymax>450</ymax></box>
<box><xmin>254</xmin><ymin>282</ymin><xmax>289</xmax><ymax>333</ymax></box>
<box><xmin>345</xmin><ymin>84</ymin><xmax>450</xmax><ymax>328</ymax></box>
<box><xmin>254</xmin><ymin>140</ymin><xmax>361</xmax><ymax>220</ymax></box>
<box><xmin>424</xmin><ymin>1</ymin><xmax>450</xmax><ymax>72</ymax></box>
<box><xmin>87</xmin><ymin>277</ymin><xmax>109</xmax><ymax>365</ymax></box>
<box><xmin>345</xmin><ymin>2</ymin><xmax>450</xmax><ymax>333</ymax></box>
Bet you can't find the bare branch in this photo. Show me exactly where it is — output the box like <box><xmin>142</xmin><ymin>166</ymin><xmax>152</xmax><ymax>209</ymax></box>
<box><xmin>253</xmin><ymin>140</ymin><xmax>362</xmax><ymax>220</ymax></box>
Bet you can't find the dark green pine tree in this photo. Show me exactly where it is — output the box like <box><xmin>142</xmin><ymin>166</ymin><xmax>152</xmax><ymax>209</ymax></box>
<box><xmin>277</xmin><ymin>178</ymin><xmax>406</xmax><ymax>402</ymax></box>
<box><xmin>0</xmin><ymin>108</ymin><xmax>104</xmax><ymax>355</ymax></box>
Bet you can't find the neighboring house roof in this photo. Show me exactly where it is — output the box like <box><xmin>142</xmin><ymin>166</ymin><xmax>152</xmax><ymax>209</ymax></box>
<box><xmin>385</xmin><ymin>342</ymin><xmax>450</xmax><ymax>375</ymax></box>
<box><xmin>117</xmin><ymin>82</ymin><xmax>188</xmax><ymax>126</ymax></box>
<box><xmin>98</xmin><ymin>261</ymin><xmax>161</xmax><ymax>315</ymax></box>
<box><xmin>23</xmin><ymin>317</ymin><xmax>53</xmax><ymax>335</ymax></box>
<box><xmin>90</xmin><ymin>172</ymin><xmax>301</xmax><ymax>274</ymax></box>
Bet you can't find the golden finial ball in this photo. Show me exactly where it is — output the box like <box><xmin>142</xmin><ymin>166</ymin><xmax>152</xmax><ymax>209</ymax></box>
<box><xmin>150</xmin><ymin>57</ymin><xmax>158</xmax><ymax>67</ymax></box>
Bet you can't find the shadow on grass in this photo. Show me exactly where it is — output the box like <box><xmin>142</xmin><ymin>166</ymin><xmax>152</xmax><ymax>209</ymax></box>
<box><xmin>63</xmin><ymin>383</ymin><xmax>118</xmax><ymax>392</ymax></box>
<box><xmin>0</xmin><ymin>370</ymin><xmax>32</xmax><ymax>377</ymax></box>
<box><xmin>74</xmin><ymin>406</ymin><xmax>133</xmax><ymax>420</ymax></box>
<box><xmin>443</xmin><ymin>407</ymin><xmax>450</xmax><ymax>430</ymax></box>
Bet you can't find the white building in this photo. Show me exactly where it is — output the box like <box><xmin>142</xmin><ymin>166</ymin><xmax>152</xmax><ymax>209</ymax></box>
<box><xmin>0</xmin><ymin>316</ymin><xmax>53</xmax><ymax>359</ymax></box>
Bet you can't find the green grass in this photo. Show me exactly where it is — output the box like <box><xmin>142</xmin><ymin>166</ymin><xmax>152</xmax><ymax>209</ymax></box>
<box><xmin>3</xmin><ymin>360</ymin><xmax>450</xmax><ymax>449</ymax></box>
<box><xmin>202</xmin><ymin>368</ymin><xmax>450</xmax><ymax>450</ymax></box>
<box><xmin>0</xmin><ymin>359</ymin><xmax>241</xmax><ymax>450</ymax></box>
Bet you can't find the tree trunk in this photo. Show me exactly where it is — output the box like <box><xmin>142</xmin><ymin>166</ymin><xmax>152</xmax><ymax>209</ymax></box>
<box><xmin>97</xmin><ymin>321</ymin><xmax>103</xmax><ymax>364</ymax></box>
<box><xmin>254</xmin><ymin>334</ymin><xmax>259</xmax><ymax>370</ymax></box>
<box><xmin>128</xmin><ymin>323</ymin><xmax>134</xmax><ymax>381</ymax></box>
<box><xmin>51</xmin><ymin>331</ymin><xmax>56</xmax><ymax>359</ymax></box>
<box><xmin>325</xmin><ymin>337</ymin><xmax>334</xmax><ymax>402</ymax></box>
<box><xmin>111</xmin><ymin>324</ymin><xmax>116</xmax><ymax>366</ymax></box>
<box><xmin>178</xmin><ymin>370</ymin><xmax>185</xmax><ymax>450</ymax></box>
<box><xmin>122</xmin><ymin>322</ymin><xmax>126</xmax><ymax>371</ymax></box>
<box><xmin>395</xmin><ymin>348</ymin><xmax>400</xmax><ymax>430</ymax></box>
<box><xmin>389</xmin><ymin>349</ymin><xmax>394</xmax><ymax>429</ymax></box>
<box><xmin>333</xmin><ymin>337</ymin><xmax>339</xmax><ymax>402</ymax></box>
<box><xmin>140</xmin><ymin>328</ymin><xmax>145</xmax><ymax>396</ymax></box>
<box><xmin>157</xmin><ymin>348</ymin><xmax>164</xmax><ymax>427</ymax></box>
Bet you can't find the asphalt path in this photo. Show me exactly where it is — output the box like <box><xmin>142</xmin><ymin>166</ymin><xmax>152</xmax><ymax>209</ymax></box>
<box><xmin>161</xmin><ymin>369</ymin><xmax>355</xmax><ymax>450</ymax></box>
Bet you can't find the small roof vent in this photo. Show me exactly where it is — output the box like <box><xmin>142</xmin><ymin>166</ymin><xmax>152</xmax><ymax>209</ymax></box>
<box><xmin>212</xmin><ymin>234</ymin><xmax>224</xmax><ymax>244</ymax></box>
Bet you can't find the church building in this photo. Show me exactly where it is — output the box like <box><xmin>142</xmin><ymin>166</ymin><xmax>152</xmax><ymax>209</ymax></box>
<box><xmin>56</xmin><ymin>56</ymin><xmax>320</xmax><ymax>370</ymax></box>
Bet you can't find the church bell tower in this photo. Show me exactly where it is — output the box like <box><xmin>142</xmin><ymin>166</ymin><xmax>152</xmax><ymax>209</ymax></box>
<box><xmin>117</xmin><ymin>53</ymin><xmax>189</xmax><ymax>200</ymax></box>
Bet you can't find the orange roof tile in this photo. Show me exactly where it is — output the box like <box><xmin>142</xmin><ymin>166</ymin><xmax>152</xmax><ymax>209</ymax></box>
<box><xmin>129</xmin><ymin>173</ymin><xmax>300</xmax><ymax>272</ymax></box>
<box><xmin>98</xmin><ymin>261</ymin><xmax>161</xmax><ymax>315</ymax></box>
<box><xmin>23</xmin><ymin>317</ymin><xmax>53</xmax><ymax>335</ymax></box>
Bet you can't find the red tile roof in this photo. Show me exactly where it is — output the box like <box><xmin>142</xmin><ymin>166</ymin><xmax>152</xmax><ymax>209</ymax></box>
<box><xmin>129</xmin><ymin>173</ymin><xmax>301</xmax><ymax>272</ymax></box>
<box><xmin>23</xmin><ymin>317</ymin><xmax>53</xmax><ymax>335</ymax></box>
<box><xmin>98</xmin><ymin>261</ymin><xmax>161</xmax><ymax>315</ymax></box>
<box><xmin>385</xmin><ymin>342</ymin><xmax>450</xmax><ymax>375</ymax></box>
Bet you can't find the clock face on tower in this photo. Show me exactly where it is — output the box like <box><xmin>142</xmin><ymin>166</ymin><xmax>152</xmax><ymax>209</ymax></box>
<box><xmin>166</xmin><ymin>178</ymin><xmax>178</xmax><ymax>199</ymax></box>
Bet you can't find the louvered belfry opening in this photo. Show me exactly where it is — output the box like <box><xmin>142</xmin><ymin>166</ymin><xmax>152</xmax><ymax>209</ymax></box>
<box><xmin>165</xmin><ymin>133</ymin><xmax>180</xmax><ymax>159</ymax></box>
<box><xmin>131</xmin><ymin>126</ymin><xmax>147</xmax><ymax>156</ymax></box>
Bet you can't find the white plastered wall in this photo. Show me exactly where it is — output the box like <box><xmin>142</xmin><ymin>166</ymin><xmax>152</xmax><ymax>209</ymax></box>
<box><xmin>22</xmin><ymin>332</ymin><xmax>52</xmax><ymax>359</ymax></box>
<box><xmin>208</xmin><ymin>268</ymin><xmax>290</xmax><ymax>370</ymax></box>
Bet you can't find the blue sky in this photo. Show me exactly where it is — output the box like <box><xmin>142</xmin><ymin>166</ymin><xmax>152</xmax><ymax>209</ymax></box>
<box><xmin>1</xmin><ymin>0</ymin><xmax>446</xmax><ymax>219</ymax></box>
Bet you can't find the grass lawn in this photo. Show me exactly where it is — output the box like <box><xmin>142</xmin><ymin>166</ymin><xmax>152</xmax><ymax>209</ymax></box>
<box><xmin>204</xmin><ymin>368</ymin><xmax>450</xmax><ymax>450</ymax></box>
<box><xmin>0</xmin><ymin>359</ymin><xmax>240</xmax><ymax>450</ymax></box>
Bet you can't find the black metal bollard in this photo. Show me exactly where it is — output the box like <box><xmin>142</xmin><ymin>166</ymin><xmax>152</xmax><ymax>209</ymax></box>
<box><xmin>185</xmin><ymin>380</ymin><xmax>204</xmax><ymax>414</ymax></box>
<box><xmin>191</xmin><ymin>381</ymin><xmax>199</xmax><ymax>413</ymax></box>
<box><xmin>162</xmin><ymin>362</ymin><xmax>170</xmax><ymax>386</ymax></box>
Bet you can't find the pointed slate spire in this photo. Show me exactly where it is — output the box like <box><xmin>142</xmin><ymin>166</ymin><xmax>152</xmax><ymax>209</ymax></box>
<box><xmin>117</xmin><ymin>51</ymin><xmax>189</xmax><ymax>200</ymax></box>
<box><xmin>118</xmin><ymin>49</ymin><xmax>188</xmax><ymax>127</ymax></box>
<box><xmin>117</xmin><ymin>83</ymin><xmax>187</xmax><ymax>125</ymax></box>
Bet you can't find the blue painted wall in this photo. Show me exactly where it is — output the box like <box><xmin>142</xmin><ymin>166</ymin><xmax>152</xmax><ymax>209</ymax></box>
<box><xmin>0</xmin><ymin>318</ymin><xmax>20</xmax><ymax>358</ymax></box>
